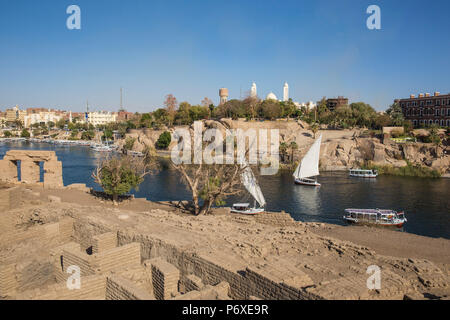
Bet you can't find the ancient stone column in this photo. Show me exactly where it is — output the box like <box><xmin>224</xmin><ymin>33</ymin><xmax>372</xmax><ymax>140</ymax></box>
<box><xmin>0</xmin><ymin>160</ymin><xmax>18</xmax><ymax>182</ymax></box>
<box><xmin>43</xmin><ymin>160</ymin><xmax>63</xmax><ymax>188</ymax></box>
<box><xmin>20</xmin><ymin>160</ymin><xmax>40</xmax><ymax>184</ymax></box>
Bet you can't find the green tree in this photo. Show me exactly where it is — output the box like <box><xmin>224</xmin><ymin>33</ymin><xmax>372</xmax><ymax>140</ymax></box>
<box><xmin>92</xmin><ymin>155</ymin><xmax>151</xmax><ymax>204</ymax></box>
<box><xmin>386</xmin><ymin>102</ymin><xmax>404</xmax><ymax>126</ymax></box>
<box><xmin>81</xmin><ymin>130</ymin><xmax>95</xmax><ymax>140</ymax></box>
<box><xmin>310</xmin><ymin>123</ymin><xmax>319</xmax><ymax>139</ymax></box>
<box><xmin>124</xmin><ymin>137</ymin><xmax>136</xmax><ymax>151</ymax></box>
<box><xmin>155</xmin><ymin>131</ymin><xmax>171</xmax><ymax>150</ymax></box>
<box><xmin>3</xmin><ymin>131</ymin><xmax>12</xmax><ymax>138</ymax></box>
<box><xmin>289</xmin><ymin>141</ymin><xmax>298</xmax><ymax>163</ymax></box>
<box><xmin>21</xmin><ymin>129</ymin><xmax>30</xmax><ymax>138</ymax></box>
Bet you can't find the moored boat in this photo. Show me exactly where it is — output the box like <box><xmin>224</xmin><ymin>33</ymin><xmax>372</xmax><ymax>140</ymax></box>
<box><xmin>231</xmin><ymin>164</ymin><xmax>266</xmax><ymax>215</ymax></box>
<box><xmin>343</xmin><ymin>208</ymin><xmax>407</xmax><ymax>227</ymax></box>
<box><xmin>293</xmin><ymin>134</ymin><xmax>322</xmax><ymax>186</ymax></box>
<box><xmin>349</xmin><ymin>169</ymin><xmax>378</xmax><ymax>178</ymax></box>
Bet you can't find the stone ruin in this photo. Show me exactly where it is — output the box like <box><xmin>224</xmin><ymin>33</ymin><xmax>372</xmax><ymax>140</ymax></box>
<box><xmin>0</xmin><ymin>150</ymin><xmax>63</xmax><ymax>188</ymax></box>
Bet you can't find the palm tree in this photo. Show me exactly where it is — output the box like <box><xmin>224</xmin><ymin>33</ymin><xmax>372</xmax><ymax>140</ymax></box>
<box><xmin>310</xmin><ymin>123</ymin><xmax>319</xmax><ymax>139</ymax></box>
<box><xmin>279</xmin><ymin>142</ymin><xmax>288</xmax><ymax>163</ymax></box>
<box><xmin>289</xmin><ymin>141</ymin><xmax>298</xmax><ymax>163</ymax></box>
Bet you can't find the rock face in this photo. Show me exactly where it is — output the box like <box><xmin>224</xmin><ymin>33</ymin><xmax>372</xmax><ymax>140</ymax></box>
<box><xmin>0</xmin><ymin>150</ymin><xmax>63</xmax><ymax>188</ymax></box>
<box><xmin>116</xmin><ymin>120</ymin><xmax>449</xmax><ymax>174</ymax></box>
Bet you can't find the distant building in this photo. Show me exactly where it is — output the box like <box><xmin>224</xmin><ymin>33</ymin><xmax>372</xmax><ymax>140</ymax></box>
<box><xmin>117</xmin><ymin>111</ymin><xmax>134</xmax><ymax>121</ymax></box>
<box><xmin>295</xmin><ymin>101</ymin><xmax>317</xmax><ymax>111</ymax></box>
<box><xmin>283</xmin><ymin>82</ymin><xmax>289</xmax><ymax>102</ymax></box>
<box><xmin>395</xmin><ymin>92</ymin><xmax>450</xmax><ymax>127</ymax></box>
<box><xmin>326</xmin><ymin>97</ymin><xmax>349</xmax><ymax>111</ymax></box>
<box><xmin>24</xmin><ymin>110</ymin><xmax>61</xmax><ymax>128</ymax></box>
<box><xmin>266</xmin><ymin>92</ymin><xmax>278</xmax><ymax>100</ymax></box>
<box><xmin>250</xmin><ymin>82</ymin><xmax>257</xmax><ymax>98</ymax></box>
<box><xmin>6</xmin><ymin>106</ymin><xmax>26</xmax><ymax>123</ymax></box>
<box><xmin>0</xmin><ymin>112</ymin><xmax>6</xmax><ymax>128</ymax></box>
<box><xmin>219</xmin><ymin>88</ymin><xmax>229</xmax><ymax>105</ymax></box>
<box><xmin>86</xmin><ymin>111</ymin><xmax>117</xmax><ymax>126</ymax></box>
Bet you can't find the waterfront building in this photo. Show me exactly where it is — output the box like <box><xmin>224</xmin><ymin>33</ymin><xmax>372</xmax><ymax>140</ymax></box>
<box><xmin>86</xmin><ymin>111</ymin><xmax>117</xmax><ymax>126</ymax></box>
<box><xmin>326</xmin><ymin>97</ymin><xmax>349</xmax><ymax>111</ymax></box>
<box><xmin>295</xmin><ymin>101</ymin><xmax>317</xmax><ymax>111</ymax></box>
<box><xmin>24</xmin><ymin>110</ymin><xmax>61</xmax><ymax>128</ymax></box>
<box><xmin>0</xmin><ymin>112</ymin><xmax>6</xmax><ymax>128</ymax></box>
<box><xmin>6</xmin><ymin>106</ymin><xmax>26</xmax><ymax>123</ymax></box>
<box><xmin>395</xmin><ymin>92</ymin><xmax>450</xmax><ymax>127</ymax></box>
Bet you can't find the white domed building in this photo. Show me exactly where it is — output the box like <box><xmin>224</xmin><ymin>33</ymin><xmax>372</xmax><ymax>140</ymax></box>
<box><xmin>265</xmin><ymin>92</ymin><xmax>278</xmax><ymax>101</ymax></box>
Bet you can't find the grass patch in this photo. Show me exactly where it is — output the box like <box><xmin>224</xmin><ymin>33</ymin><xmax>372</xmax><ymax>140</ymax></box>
<box><xmin>362</xmin><ymin>161</ymin><xmax>441</xmax><ymax>178</ymax></box>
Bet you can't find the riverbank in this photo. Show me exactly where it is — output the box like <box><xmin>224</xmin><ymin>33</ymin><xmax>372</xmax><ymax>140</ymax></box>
<box><xmin>1</xmin><ymin>182</ymin><xmax>448</xmax><ymax>300</ymax></box>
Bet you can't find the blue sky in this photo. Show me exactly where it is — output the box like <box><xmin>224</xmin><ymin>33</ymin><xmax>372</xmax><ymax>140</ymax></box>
<box><xmin>0</xmin><ymin>0</ymin><xmax>449</xmax><ymax>112</ymax></box>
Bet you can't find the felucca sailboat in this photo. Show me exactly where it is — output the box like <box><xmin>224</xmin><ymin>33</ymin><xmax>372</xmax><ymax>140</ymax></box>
<box><xmin>231</xmin><ymin>165</ymin><xmax>266</xmax><ymax>215</ymax></box>
<box><xmin>293</xmin><ymin>134</ymin><xmax>322</xmax><ymax>187</ymax></box>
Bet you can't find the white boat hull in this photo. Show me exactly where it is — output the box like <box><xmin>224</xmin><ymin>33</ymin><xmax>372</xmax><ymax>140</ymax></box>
<box><xmin>294</xmin><ymin>178</ymin><xmax>321</xmax><ymax>187</ymax></box>
<box><xmin>231</xmin><ymin>207</ymin><xmax>265</xmax><ymax>215</ymax></box>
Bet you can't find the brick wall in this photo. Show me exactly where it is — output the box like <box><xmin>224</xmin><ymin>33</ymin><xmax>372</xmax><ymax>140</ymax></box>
<box><xmin>95</xmin><ymin>243</ymin><xmax>141</xmax><ymax>273</ymax></box>
<box><xmin>0</xmin><ymin>263</ymin><xmax>17</xmax><ymax>298</ymax></box>
<box><xmin>105</xmin><ymin>275</ymin><xmax>153</xmax><ymax>300</ymax></box>
<box><xmin>92</xmin><ymin>232</ymin><xmax>117</xmax><ymax>254</ymax></box>
<box><xmin>0</xmin><ymin>187</ymin><xmax>20</xmax><ymax>233</ymax></box>
<box><xmin>148</xmin><ymin>258</ymin><xmax>180</xmax><ymax>300</ymax></box>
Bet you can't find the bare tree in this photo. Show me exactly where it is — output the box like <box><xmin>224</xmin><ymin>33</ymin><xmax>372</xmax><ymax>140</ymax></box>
<box><xmin>172</xmin><ymin>161</ymin><xmax>248</xmax><ymax>215</ymax></box>
<box><xmin>164</xmin><ymin>94</ymin><xmax>178</xmax><ymax>126</ymax></box>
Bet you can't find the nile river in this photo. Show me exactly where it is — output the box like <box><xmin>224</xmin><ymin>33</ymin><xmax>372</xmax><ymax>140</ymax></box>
<box><xmin>1</xmin><ymin>140</ymin><xmax>449</xmax><ymax>239</ymax></box>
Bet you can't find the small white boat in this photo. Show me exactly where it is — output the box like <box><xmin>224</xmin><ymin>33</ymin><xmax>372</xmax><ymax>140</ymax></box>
<box><xmin>92</xmin><ymin>145</ymin><xmax>113</xmax><ymax>152</ymax></box>
<box><xmin>293</xmin><ymin>135</ymin><xmax>322</xmax><ymax>187</ymax></box>
<box><xmin>349</xmin><ymin>169</ymin><xmax>378</xmax><ymax>178</ymax></box>
<box><xmin>343</xmin><ymin>209</ymin><xmax>407</xmax><ymax>228</ymax></box>
<box><xmin>231</xmin><ymin>164</ymin><xmax>266</xmax><ymax>215</ymax></box>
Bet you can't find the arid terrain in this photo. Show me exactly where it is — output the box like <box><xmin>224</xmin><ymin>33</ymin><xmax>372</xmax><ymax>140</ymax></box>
<box><xmin>1</xmin><ymin>182</ymin><xmax>449</xmax><ymax>300</ymax></box>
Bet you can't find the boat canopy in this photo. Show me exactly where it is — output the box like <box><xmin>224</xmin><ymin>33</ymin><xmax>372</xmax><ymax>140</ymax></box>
<box><xmin>233</xmin><ymin>203</ymin><xmax>250</xmax><ymax>207</ymax></box>
<box><xmin>293</xmin><ymin>135</ymin><xmax>322</xmax><ymax>180</ymax></box>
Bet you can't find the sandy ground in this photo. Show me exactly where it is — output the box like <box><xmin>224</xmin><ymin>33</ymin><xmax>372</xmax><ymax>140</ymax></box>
<box><xmin>25</xmin><ymin>185</ymin><xmax>450</xmax><ymax>267</ymax></box>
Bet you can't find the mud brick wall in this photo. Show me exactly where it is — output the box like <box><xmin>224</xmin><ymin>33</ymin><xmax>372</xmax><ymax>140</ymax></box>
<box><xmin>244</xmin><ymin>266</ymin><xmax>314</xmax><ymax>300</ymax></box>
<box><xmin>149</xmin><ymin>258</ymin><xmax>180</xmax><ymax>300</ymax></box>
<box><xmin>62</xmin><ymin>247</ymin><xmax>97</xmax><ymax>277</ymax></box>
<box><xmin>118</xmin><ymin>232</ymin><xmax>317</xmax><ymax>300</ymax></box>
<box><xmin>180</xmin><ymin>274</ymin><xmax>204</xmax><ymax>293</ymax></box>
<box><xmin>105</xmin><ymin>275</ymin><xmax>153</xmax><ymax>300</ymax></box>
<box><xmin>95</xmin><ymin>243</ymin><xmax>141</xmax><ymax>273</ymax></box>
<box><xmin>17</xmin><ymin>275</ymin><xmax>107</xmax><ymax>300</ymax></box>
<box><xmin>232</xmin><ymin>211</ymin><xmax>298</xmax><ymax>228</ymax></box>
<box><xmin>0</xmin><ymin>263</ymin><xmax>17</xmax><ymax>298</ymax></box>
<box><xmin>173</xmin><ymin>282</ymin><xmax>230</xmax><ymax>300</ymax></box>
<box><xmin>92</xmin><ymin>232</ymin><xmax>117</xmax><ymax>254</ymax></box>
<box><xmin>0</xmin><ymin>187</ymin><xmax>20</xmax><ymax>233</ymax></box>
<box><xmin>50</xmin><ymin>242</ymin><xmax>82</xmax><ymax>283</ymax></box>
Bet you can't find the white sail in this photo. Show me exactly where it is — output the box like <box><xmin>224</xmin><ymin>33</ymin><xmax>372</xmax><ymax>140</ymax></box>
<box><xmin>293</xmin><ymin>135</ymin><xmax>322</xmax><ymax>179</ymax></box>
<box><xmin>241</xmin><ymin>165</ymin><xmax>266</xmax><ymax>208</ymax></box>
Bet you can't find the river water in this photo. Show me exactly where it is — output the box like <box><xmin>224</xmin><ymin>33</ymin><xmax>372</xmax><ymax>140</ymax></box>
<box><xmin>1</xmin><ymin>140</ymin><xmax>449</xmax><ymax>239</ymax></box>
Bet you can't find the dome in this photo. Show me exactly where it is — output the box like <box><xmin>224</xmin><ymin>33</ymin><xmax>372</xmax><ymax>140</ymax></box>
<box><xmin>266</xmin><ymin>92</ymin><xmax>278</xmax><ymax>100</ymax></box>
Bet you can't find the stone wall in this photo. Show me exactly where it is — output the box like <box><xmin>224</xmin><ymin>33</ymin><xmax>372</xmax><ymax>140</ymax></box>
<box><xmin>148</xmin><ymin>257</ymin><xmax>180</xmax><ymax>300</ymax></box>
<box><xmin>105</xmin><ymin>275</ymin><xmax>153</xmax><ymax>300</ymax></box>
<box><xmin>0</xmin><ymin>187</ymin><xmax>20</xmax><ymax>233</ymax></box>
<box><xmin>0</xmin><ymin>150</ymin><xmax>63</xmax><ymax>187</ymax></box>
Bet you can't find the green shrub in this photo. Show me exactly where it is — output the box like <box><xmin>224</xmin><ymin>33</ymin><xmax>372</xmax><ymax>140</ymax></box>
<box><xmin>21</xmin><ymin>129</ymin><xmax>30</xmax><ymax>138</ymax></box>
<box><xmin>124</xmin><ymin>137</ymin><xmax>136</xmax><ymax>151</ymax></box>
<box><xmin>155</xmin><ymin>131</ymin><xmax>171</xmax><ymax>150</ymax></box>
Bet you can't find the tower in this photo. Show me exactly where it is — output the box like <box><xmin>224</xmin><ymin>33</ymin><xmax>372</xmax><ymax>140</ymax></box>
<box><xmin>251</xmin><ymin>82</ymin><xmax>257</xmax><ymax>98</ymax></box>
<box><xmin>219</xmin><ymin>88</ymin><xmax>229</xmax><ymax>105</ymax></box>
<box><xmin>283</xmin><ymin>82</ymin><xmax>289</xmax><ymax>102</ymax></box>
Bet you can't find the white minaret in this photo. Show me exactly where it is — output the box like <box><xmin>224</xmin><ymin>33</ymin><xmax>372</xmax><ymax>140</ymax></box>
<box><xmin>283</xmin><ymin>82</ymin><xmax>289</xmax><ymax>102</ymax></box>
<box><xmin>251</xmin><ymin>82</ymin><xmax>257</xmax><ymax>98</ymax></box>
<box><xmin>69</xmin><ymin>111</ymin><xmax>72</xmax><ymax>123</ymax></box>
